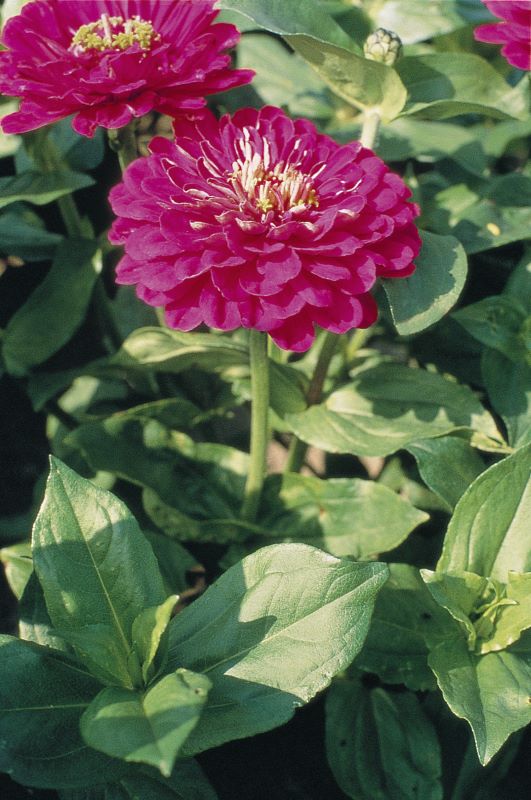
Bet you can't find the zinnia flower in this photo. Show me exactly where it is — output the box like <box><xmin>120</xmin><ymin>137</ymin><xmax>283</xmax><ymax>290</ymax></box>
<box><xmin>109</xmin><ymin>107</ymin><xmax>421</xmax><ymax>352</ymax></box>
<box><xmin>0</xmin><ymin>0</ymin><xmax>253</xmax><ymax>137</ymax></box>
<box><xmin>474</xmin><ymin>1</ymin><xmax>531</xmax><ymax>71</ymax></box>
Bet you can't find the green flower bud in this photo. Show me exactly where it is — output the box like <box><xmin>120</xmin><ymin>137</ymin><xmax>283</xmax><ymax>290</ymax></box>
<box><xmin>363</xmin><ymin>28</ymin><xmax>403</xmax><ymax>66</ymax></box>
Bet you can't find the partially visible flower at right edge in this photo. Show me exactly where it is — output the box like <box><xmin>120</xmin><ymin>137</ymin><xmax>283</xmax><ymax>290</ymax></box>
<box><xmin>474</xmin><ymin>0</ymin><xmax>531</xmax><ymax>71</ymax></box>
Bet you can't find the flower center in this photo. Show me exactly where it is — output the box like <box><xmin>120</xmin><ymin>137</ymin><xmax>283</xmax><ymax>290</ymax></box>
<box><xmin>70</xmin><ymin>14</ymin><xmax>160</xmax><ymax>54</ymax></box>
<box><xmin>229</xmin><ymin>153</ymin><xmax>320</xmax><ymax>216</ymax></box>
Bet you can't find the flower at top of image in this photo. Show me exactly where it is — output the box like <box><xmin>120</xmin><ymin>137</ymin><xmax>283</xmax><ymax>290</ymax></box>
<box><xmin>0</xmin><ymin>0</ymin><xmax>253</xmax><ymax>137</ymax></box>
<box><xmin>109</xmin><ymin>106</ymin><xmax>421</xmax><ymax>352</ymax></box>
<box><xmin>474</xmin><ymin>1</ymin><xmax>531</xmax><ymax>70</ymax></box>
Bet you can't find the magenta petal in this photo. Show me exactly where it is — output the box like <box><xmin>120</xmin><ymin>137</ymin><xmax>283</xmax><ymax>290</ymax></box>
<box><xmin>108</xmin><ymin>105</ymin><xmax>420</xmax><ymax>351</ymax></box>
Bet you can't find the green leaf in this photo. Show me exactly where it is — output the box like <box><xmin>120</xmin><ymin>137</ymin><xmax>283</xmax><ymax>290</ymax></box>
<box><xmin>482</xmin><ymin>350</ymin><xmax>531</xmax><ymax>449</ymax></box>
<box><xmin>289</xmin><ymin>36</ymin><xmax>407</xmax><ymax>123</ymax></box>
<box><xmin>109</xmin><ymin>327</ymin><xmax>248</xmax><ymax>375</ymax></box>
<box><xmin>59</xmin><ymin>760</ymin><xmax>220</xmax><ymax>800</ymax></box>
<box><xmin>0</xmin><ymin>635</ymin><xmax>125</xmax><ymax>789</ymax></box>
<box><xmin>356</xmin><ymin>563</ymin><xmax>452</xmax><ymax>691</ymax></box>
<box><xmin>407</xmin><ymin>436</ymin><xmax>486</xmax><ymax>511</ymax></box>
<box><xmin>453</xmin><ymin>296</ymin><xmax>528</xmax><ymax>364</ymax></box>
<box><xmin>0</xmin><ymin>209</ymin><xmax>63</xmax><ymax>261</ymax></box>
<box><xmin>237</xmin><ymin>33</ymin><xmax>336</xmax><ymax>119</ymax></box>
<box><xmin>68</xmin><ymin>417</ymin><xmax>250</xmax><ymax>543</ymax></box>
<box><xmin>0</xmin><ymin>540</ymin><xmax>32</xmax><ymax>599</ymax></box>
<box><xmin>80</xmin><ymin>670</ymin><xmax>211</xmax><ymax>777</ymax></box>
<box><xmin>439</xmin><ymin>196</ymin><xmax>531</xmax><ymax>254</ymax></box>
<box><xmin>397</xmin><ymin>54</ymin><xmax>529</xmax><ymax>120</ymax></box>
<box><xmin>0</xmin><ymin>170</ymin><xmax>94</xmax><ymax>209</ymax></box>
<box><xmin>166</xmin><ymin>544</ymin><xmax>388</xmax><ymax>753</ymax></box>
<box><xmin>428</xmin><ymin>631</ymin><xmax>531</xmax><ymax>764</ymax></box>
<box><xmin>32</xmin><ymin>458</ymin><xmax>166</xmax><ymax>682</ymax></box>
<box><xmin>383</xmin><ymin>231</ymin><xmax>467</xmax><ymax>336</ymax></box>
<box><xmin>144</xmin><ymin>531</ymin><xmax>201</xmax><ymax>598</ymax></box>
<box><xmin>437</xmin><ymin>444</ymin><xmax>531</xmax><ymax>579</ymax></box>
<box><xmin>422</xmin><ymin>570</ymin><xmax>490</xmax><ymax>650</ymax></box>
<box><xmin>53</xmin><ymin>625</ymin><xmax>140</xmax><ymax>689</ymax></box>
<box><xmin>480</xmin><ymin>573</ymin><xmax>531</xmax><ymax>655</ymax></box>
<box><xmin>219</xmin><ymin>0</ymin><xmax>354</xmax><ymax>47</ymax></box>
<box><xmin>18</xmin><ymin>572</ymin><xmax>70</xmax><ymax>652</ymax></box>
<box><xmin>285</xmin><ymin>363</ymin><xmax>502</xmax><ymax>457</ymax></box>
<box><xmin>2</xmin><ymin>239</ymin><xmax>99</xmax><ymax>376</ymax></box>
<box><xmin>132</xmin><ymin>596</ymin><xmax>178</xmax><ymax>685</ymax></box>
<box><xmin>258</xmin><ymin>473</ymin><xmax>428</xmax><ymax>558</ymax></box>
<box><xmin>326</xmin><ymin>678</ymin><xmax>443</xmax><ymax>800</ymax></box>
<box><xmin>368</xmin><ymin>0</ymin><xmax>472</xmax><ymax>43</ymax></box>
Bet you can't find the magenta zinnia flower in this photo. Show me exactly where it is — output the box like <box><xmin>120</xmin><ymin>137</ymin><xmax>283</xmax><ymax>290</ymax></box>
<box><xmin>0</xmin><ymin>0</ymin><xmax>253</xmax><ymax>136</ymax></box>
<box><xmin>475</xmin><ymin>1</ymin><xmax>531</xmax><ymax>70</ymax></box>
<box><xmin>109</xmin><ymin>107</ymin><xmax>421</xmax><ymax>352</ymax></box>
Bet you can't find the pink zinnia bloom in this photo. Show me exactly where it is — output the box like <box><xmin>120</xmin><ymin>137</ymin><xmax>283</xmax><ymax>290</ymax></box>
<box><xmin>0</xmin><ymin>0</ymin><xmax>253</xmax><ymax>137</ymax></box>
<box><xmin>109</xmin><ymin>107</ymin><xmax>421</xmax><ymax>352</ymax></box>
<box><xmin>475</xmin><ymin>1</ymin><xmax>531</xmax><ymax>70</ymax></box>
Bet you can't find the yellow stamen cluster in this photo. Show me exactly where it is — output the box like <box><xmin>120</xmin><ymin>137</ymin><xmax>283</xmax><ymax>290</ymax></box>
<box><xmin>71</xmin><ymin>14</ymin><xmax>160</xmax><ymax>53</ymax></box>
<box><xmin>230</xmin><ymin>157</ymin><xmax>320</xmax><ymax>216</ymax></box>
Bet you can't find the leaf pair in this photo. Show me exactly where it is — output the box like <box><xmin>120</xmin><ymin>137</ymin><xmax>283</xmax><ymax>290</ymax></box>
<box><xmin>0</xmin><ymin>459</ymin><xmax>388</xmax><ymax>790</ymax></box>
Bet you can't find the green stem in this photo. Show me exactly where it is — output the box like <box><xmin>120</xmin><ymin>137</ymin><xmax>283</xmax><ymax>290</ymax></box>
<box><xmin>108</xmin><ymin>122</ymin><xmax>139</xmax><ymax>171</ymax></box>
<box><xmin>284</xmin><ymin>109</ymin><xmax>382</xmax><ymax>473</ymax></box>
<box><xmin>284</xmin><ymin>331</ymin><xmax>338</xmax><ymax>473</ymax></box>
<box><xmin>240</xmin><ymin>330</ymin><xmax>270</xmax><ymax>523</ymax></box>
<box><xmin>359</xmin><ymin>111</ymin><xmax>381</xmax><ymax>149</ymax></box>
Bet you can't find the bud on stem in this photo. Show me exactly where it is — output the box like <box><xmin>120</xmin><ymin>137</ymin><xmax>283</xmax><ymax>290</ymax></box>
<box><xmin>364</xmin><ymin>28</ymin><xmax>403</xmax><ymax>66</ymax></box>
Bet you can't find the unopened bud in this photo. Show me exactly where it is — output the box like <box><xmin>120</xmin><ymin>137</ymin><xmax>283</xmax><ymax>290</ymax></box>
<box><xmin>363</xmin><ymin>28</ymin><xmax>403</xmax><ymax>66</ymax></box>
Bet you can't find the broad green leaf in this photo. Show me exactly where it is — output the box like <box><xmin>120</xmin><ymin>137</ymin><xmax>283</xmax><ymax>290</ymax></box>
<box><xmin>0</xmin><ymin>540</ymin><xmax>32</xmax><ymax>599</ymax></box>
<box><xmin>237</xmin><ymin>33</ymin><xmax>336</xmax><ymax>119</ymax></box>
<box><xmin>18</xmin><ymin>572</ymin><xmax>70</xmax><ymax>652</ymax></box>
<box><xmin>369</xmin><ymin>0</ymin><xmax>473</xmax><ymax>43</ymax></box>
<box><xmin>108</xmin><ymin>327</ymin><xmax>248</xmax><ymax>375</ymax></box>
<box><xmin>0</xmin><ymin>635</ymin><xmax>125</xmax><ymax>788</ymax></box>
<box><xmin>166</xmin><ymin>544</ymin><xmax>388</xmax><ymax>753</ymax></box>
<box><xmin>407</xmin><ymin>436</ymin><xmax>486</xmax><ymax>511</ymax></box>
<box><xmin>257</xmin><ymin>473</ymin><xmax>428</xmax><ymax>558</ymax></box>
<box><xmin>59</xmin><ymin>760</ymin><xmax>220</xmax><ymax>800</ymax></box>
<box><xmin>482</xmin><ymin>350</ymin><xmax>531</xmax><ymax>449</ymax></box>
<box><xmin>132</xmin><ymin>596</ymin><xmax>178</xmax><ymax>684</ymax></box>
<box><xmin>326</xmin><ymin>678</ymin><xmax>443</xmax><ymax>800</ymax></box>
<box><xmin>328</xmin><ymin>117</ymin><xmax>487</xmax><ymax>176</ymax></box>
<box><xmin>438</xmin><ymin>444</ymin><xmax>531</xmax><ymax>580</ymax></box>
<box><xmin>0</xmin><ymin>170</ymin><xmax>94</xmax><ymax>209</ymax></box>
<box><xmin>81</xmin><ymin>670</ymin><xmax>211</xmax><ymax>777</ymax></box>
<box><xmin>480</xmin><ymin>573</ymin><xmax>531</xmax><ymax>655</ymax></box>
<box><xmin>289</xmin><ymin>36</ymin><xmax>407</xmax><ymax>123</ymax></box>
<box><xmin>53</xmin><ymin>625</ymin><xmax>140</xmax><ymax>689</ymax></box>
<box><xmin>428</xmin><ymin>632</ymin><xmax>531</xmax><ymax>764</ymax></box>
<box><xmin>285</xmin><ymin>363</ymin><xmax>502</xmax><ymax>457</ymax></box>
<box><xmin>383</xmin><ymin>231</ymin><xmax>467</xmax><ymax>335</ymax></box>
<box><xmin>68</xmin><ymin>417</ymin><xmax>250</xmax><ymax>542</ymax></box>
<box><xmin>356</xmin><ymin>564</ymin><xmax>452</xmax><ymax>691</ymax></box>
<box><xmin>445</xmin><ymin>199</ymin><xmax>531</xmax><ymax>254</ymax></box>
<box><xmin>484</xmin><ymin>173</ymin><xmax>531</xmax><ymax>208</ymax></box>
<box><xmin>397</xmin><ymin>54</ymin><xmax>529</xmax><ymax>120</ymax></box>
<box><xmin>453</xmin><ymin>296</ymin><xmax>528</xmax><ymax>364</ymax></box>
<box><xmin>482</xmin><ymin>117</ymin><xmax>531</xmax><ymax>158</ymax></box>
<box><xmin>32</xmin><ymin>458</ymin><xmax>166</xmax><ymax>680</ymax></box>
<box><xmin>144</xmin><ymin>531</ymin><xmax>201</xmax><ymax>598</ymax></box>
<box><xmin>219</xmin><ymin>0</ymin><xmax>354</xmax><ymax>47</ymax></box>
<box><xmin>421</xmin><ymin>570</ymin><xmax>489</xmax><ymax>650</ymax></box>
<box><xmin>0</xmin><ymin>210</ymin><xmax>63</xmax><ymax>261</ymax></box>
<box><xmin>2</xmin><ymin>239</ymin><xmax>99</xmax><ymax>376</ymax></box>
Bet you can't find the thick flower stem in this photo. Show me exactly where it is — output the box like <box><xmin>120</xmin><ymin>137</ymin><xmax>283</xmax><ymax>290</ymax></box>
<box><xmin>240</xmin><ymin>330</ymin><xmax>270</xmax><ymax>523</ymax></box>
<box><xmin>285</xmin><ymin>109</ymin><xmax>382</xmax><ymax>474</ymax></box>
<box><xmin>359</xmin><ymin>111</ymin><xmax>381</xmax><ymax>149</ymax></box>
<box><xmin>108</xmin><ymin>122</ymin><xmax>139</xmax><ymax>171</ymax></box>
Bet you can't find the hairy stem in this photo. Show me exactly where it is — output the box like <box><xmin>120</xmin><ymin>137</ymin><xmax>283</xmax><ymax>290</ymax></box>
<box><xmin>240</xmin><ymin>330</ymin><xmax>270</xmax><ymax>523</ymax></box>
